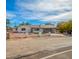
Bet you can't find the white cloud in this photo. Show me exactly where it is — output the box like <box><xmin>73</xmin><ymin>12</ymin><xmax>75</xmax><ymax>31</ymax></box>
<box><xmin>41</xmin><ymin>12</ymin><xmax>72</xmax><ymax>21</ymax></box>
<box><xmin>16</xmin><ymin>0</ymin><xmax>71</xmax><ymax>12</ymax></box>
<box><xmin>15</xmin><ymin>0</ymin><xmax>72</xmax><ymax>22</ymax></box>
<box><xmin>18</xmin><ymin>12</ymin><xmax>46</xmax><ymax>20</ymax></box>
<box><xmin>6</xmin><ymin>12</ymin><xmax>16</xmax><ymax>19</ymax></box>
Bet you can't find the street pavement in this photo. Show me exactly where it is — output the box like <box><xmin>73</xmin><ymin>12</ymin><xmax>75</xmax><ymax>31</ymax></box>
<box><xmin>14</xmin><ymin>46</ymin><xmax>72</xmax><ymax>59</ymax></box>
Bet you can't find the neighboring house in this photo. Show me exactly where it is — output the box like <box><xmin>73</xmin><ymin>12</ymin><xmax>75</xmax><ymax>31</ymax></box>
<box><xmin>40</xmin><ymin>25</ymin><xmax>56</xmax><ymax>33</ymax></box>
<box><xmin>14</xmin><ymin>24</ymin><xmax>57</xmax><ymax>34</ymax></box>
<box><xmin>7</xmin><ymin>27</ymin><xmax>12</xmax><ymax>32</ymax></box>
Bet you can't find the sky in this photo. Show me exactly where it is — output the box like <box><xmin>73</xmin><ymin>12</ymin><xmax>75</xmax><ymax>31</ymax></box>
<box><xmin>6</xmin><ymin>0</ymin><xmax>72</xmax><ymax>27</ymax></box>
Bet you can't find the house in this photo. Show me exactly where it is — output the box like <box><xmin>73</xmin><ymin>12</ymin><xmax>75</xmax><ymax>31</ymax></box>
<box><xmin>15</xmin><ymin>24</ymin><xmax>57</xmax><ymax>34</ymax></box>
<box><xmin>7</xmin><ymin>24</ymin><xmax>58</xmax><ymax>39</ymax></box>
<box><xmin>17</xmin><ymin>25</ymin><xmax>31</xmax><ymax>33</ymax></box>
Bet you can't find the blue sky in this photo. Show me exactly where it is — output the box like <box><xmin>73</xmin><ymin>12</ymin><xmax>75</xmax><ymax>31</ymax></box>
<box><xmin>6</xmin><ymin>0</ymin><xmax>72</xmax><ymax>27</ymax></box>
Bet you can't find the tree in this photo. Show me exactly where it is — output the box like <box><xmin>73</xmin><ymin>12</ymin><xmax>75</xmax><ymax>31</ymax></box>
<box><xmin>6</xmin><ymin>19</ymin><xmax>11</xmax><ymax>39</ymax></box>
<box><xmin>19</xmin><ymin>22</ymin><xmax>31</xmax><ymax>26</ymax></box>
<box><xmin>57</xmin><ymin>20</ymin><xmax>72</xmax><ymax>34</ymax></box>
<box><xmin>25</xmin><ymin>22</ymin><xmax>31</xmax><ymax>25</ymax></box>
<box><xmin>6</xmin><ymin>19</ymin><xmax>10</xmax><ymax>27</ymax></box>
<box><xmin>66</xmin><ymin>20</ymin><xmax>72</xmax><ymax>34</ymax></box>
<box><xmin>6</xmin><ymin>19</ymin><xmax>12</xmax><ymax>31</ymax></box>
<box><xmin>45</xmin><ymin>22</ymin><xmax>54</xmax><ymax>25</ymax></box>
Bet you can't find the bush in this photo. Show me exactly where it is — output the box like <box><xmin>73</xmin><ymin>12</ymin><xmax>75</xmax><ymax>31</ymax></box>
<box><xmin>57</xmin><ymin>20</ymin><xmax>72</xmax><ymax>34</ymax></box>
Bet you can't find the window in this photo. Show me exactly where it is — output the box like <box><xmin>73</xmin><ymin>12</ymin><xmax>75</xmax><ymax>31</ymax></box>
<box><xmin>35</xmin><ymin>28</ymin><xmax>39</xmax><ymax>31</ymax></box>
<box><xmin>21</xmin><ymin>28</ymin><xmax>26</xmax><ymax>31</ymax></box>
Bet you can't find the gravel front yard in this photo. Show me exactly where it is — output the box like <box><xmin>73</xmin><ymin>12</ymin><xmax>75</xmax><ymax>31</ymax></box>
<box><xmin>6</xmin><ymin>36</ymin><xmax>72</xmax><ymax>58</ymax></box>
